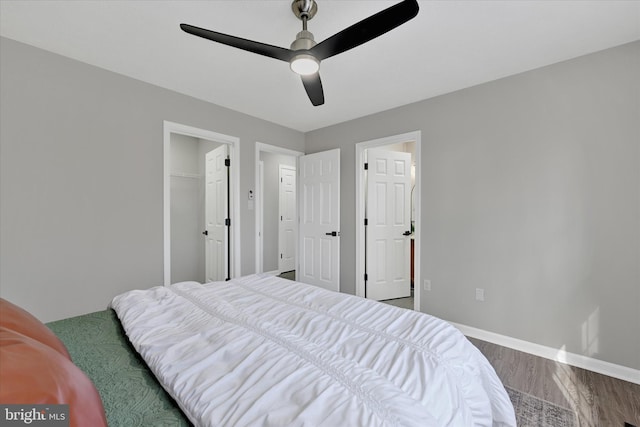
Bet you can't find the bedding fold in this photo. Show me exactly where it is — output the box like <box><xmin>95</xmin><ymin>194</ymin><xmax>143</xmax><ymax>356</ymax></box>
<box><xmin>112</xmin><ymin>274</ymin><xmax>516</xmax><ymax>427</ymax></box>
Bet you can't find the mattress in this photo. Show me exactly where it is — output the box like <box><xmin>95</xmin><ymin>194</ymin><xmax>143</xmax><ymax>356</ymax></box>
<box><xmin>112</xmin><ymin>274</ymin><xmax>516</xmax><ymax>427</ymax></box>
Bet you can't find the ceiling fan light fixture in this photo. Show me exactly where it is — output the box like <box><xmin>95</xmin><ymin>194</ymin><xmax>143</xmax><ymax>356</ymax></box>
<box><xmin>290</xmin><ymin>54</ymin><xmax>320</xmax><ymax>75</ymax></box>
<box><xmin>181</xmin><ymin>0</ymin><xmax>419</xmax><ymax>106</ymax></box>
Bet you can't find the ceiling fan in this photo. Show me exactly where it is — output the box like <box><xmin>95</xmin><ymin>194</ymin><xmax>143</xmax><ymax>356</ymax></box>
<box><xmin>180</xmin><ymin>0</ymin><xmax>419</xmax><ymax>106</ymax></box>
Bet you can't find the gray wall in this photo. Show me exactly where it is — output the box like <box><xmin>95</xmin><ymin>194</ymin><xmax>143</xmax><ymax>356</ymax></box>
<box><xmin>0</xmin><ymin>37</ymin><xmax>305</xmax><ymax>322</ymax></box>
<box><xmin>306</xmin><ymin>41</ymin><xmax>640</xmax><ymax>370</ymax></box>
<box><xmin>1</xmin><ymin>35</ymin><xmax>637</xmax><ymax>371</ymax></box>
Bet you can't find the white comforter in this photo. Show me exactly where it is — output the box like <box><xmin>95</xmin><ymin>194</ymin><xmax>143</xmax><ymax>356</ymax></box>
<box><xmin>112</xmin><ymin>274</ymin><xmax>516</xmax><ymax>427</ymax></box>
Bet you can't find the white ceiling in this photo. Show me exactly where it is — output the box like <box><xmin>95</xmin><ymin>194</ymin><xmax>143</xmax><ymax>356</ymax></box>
<box><xmin>1</xmin><ymin>1</ymin><xmax>638</xmax><ymax>132</ymax></box>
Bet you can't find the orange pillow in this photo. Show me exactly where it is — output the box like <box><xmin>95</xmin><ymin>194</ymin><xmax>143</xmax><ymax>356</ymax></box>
<box><xmin>0</xmin><ymin>298</ymin><xmax>71</xmax><ymax>359</ymax></box>
<box><xmin>0</xmin><ymin>328</ymin><xmax>107</xmax><ymax>427</ymax></box>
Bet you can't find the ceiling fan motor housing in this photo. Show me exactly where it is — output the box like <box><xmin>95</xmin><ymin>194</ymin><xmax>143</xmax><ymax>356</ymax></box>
<box><xmin>291</xmin><ymin>0</ymin><xmax>318</xmax><ymax>21</ymax></box>
<box><xmin>290</xmin><ymin>30</ymin><xmax>316</xmax><ymax>51</ymax></box>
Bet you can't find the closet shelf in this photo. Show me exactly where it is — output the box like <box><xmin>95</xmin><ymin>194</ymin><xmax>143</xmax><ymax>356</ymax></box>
<box><xmin>170</xmin><ymin>172</ymin><xmax>202</xmax><ymax>179</ymax></box>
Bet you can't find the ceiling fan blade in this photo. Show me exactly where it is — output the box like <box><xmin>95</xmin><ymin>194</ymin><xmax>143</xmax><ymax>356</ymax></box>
<box><xmin>301</xmin><ymin>73</ymin><xmax>325</xmax><ymax>106</ymax></box>
<box><xmin>310</xmin><ymin>0</ymin><xmax>419</xmax><ymax>61</ymax></box>
<box><xmin>180</xmin><ymin>24</ymin><xmax>294</xmax><ymax>62</ymax></box>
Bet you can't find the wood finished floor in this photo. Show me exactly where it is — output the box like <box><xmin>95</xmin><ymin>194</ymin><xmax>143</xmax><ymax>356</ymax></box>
<box><xmin>468</xmin><ymin>337</ymin><xmax>639</xmax><ymax>427</ymax></box>
<box><xmin>380</xmin><ymin>297</ymin><xmax>639</xmax><ymax>426</ymax></box>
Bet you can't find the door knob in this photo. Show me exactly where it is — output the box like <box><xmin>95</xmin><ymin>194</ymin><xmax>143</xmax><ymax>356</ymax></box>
<box><xmin>202</xmin><ymin>230</ymin><xmax>208</xmax><ymax>236</ymax></box>
<box><xmin>403</xmin><ymin>230</ymin><xmax>412</xmax><ymax>236</ymax></box>
<box><xmin>325</xmin><ymin>231</ymin><xmax>340</xmax><ymax>236</ymax></box>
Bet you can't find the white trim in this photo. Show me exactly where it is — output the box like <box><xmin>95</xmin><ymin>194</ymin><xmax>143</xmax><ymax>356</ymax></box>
<box><xmin>163</xmin><ymin>127</ymin><xmax>171</xmax><ymax>287</ymax></box>
<box><xmin>355</xmin><ymin>131</ymin><xmax>422</xmax><ymax>312</ymax></box>
<box><xmin>255</xmin><ymin>142</ymin><xmax>304</xmax><ymax>158</ymax></box>
<box><xmin>163</xmin><ymin>121</ymin><xmax>241</xmax><ymax>286</ymax></box>
<box><xmin>257</xmin><ymin>161</ymin><xmax>264</xmax><ymax>273</ymax></box>
<box><xmin>254</xmin><ymin>142</ymin><xmax>304</xmax><ymax>275</ymax></box>
<box><xmin>451</xmin><ymin>321</ymin><xmax>640</xmax><ymax>385</ymax></box>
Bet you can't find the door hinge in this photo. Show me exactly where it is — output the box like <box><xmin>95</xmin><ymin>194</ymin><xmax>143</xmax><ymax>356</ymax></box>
<box><xmin>364</xmin><ymin>162</ymin><xmax>368</xmax><ymax>170</ymax></box>
<box><xmin>225</xmin><ymin>158</ymin><xmax>230</xmax><ymax>167</ymax></box>
<box><xmin>225</xmin><ymin>218</ymin><xmax>230</xmax><ymax>226</ymax></box>
<box><xmin>364</xmin><ymin>273</ymin><xmax>368</xmax><ymax>282</ymax></box>
<box><xmin>280</xmin><ymin>253</ymin><xmax>283</xmax><ymax>259</ymax></box>
<box><xmin>364</xmin><ymin>218</ymin><xmax>368</xmax><ymax>226</ymax></box>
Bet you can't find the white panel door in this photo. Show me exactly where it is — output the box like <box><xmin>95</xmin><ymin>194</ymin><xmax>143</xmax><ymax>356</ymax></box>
<box><xmin>204</xmin><ymin>144</ymin><xmax>228</xmax><ymax>282</ymax></box>
<box><xmin>366</xmin><ymin>148</ymin><xmax>411</xmax><ymax>300</ymax></box>
<box><xmin>299</xmin><ymin>149</ymin><xmax>340</xmax><ymax>291</ymax></box>
<box><xmin>279</xmin><ymin>165</ymin><xmax>297</xmax><ymax>272</ymax></box>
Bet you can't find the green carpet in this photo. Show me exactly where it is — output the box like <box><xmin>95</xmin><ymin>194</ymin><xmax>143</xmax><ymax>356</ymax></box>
<box><xmin>47</xmin><ymin>310</ymin><xmax>192</xmax><ymax>427</ymax></box>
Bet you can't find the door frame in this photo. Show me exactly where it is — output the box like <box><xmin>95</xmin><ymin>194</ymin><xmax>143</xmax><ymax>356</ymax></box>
<box><xmin>163</xmin><ymin>120</ymin><xmax>241</xmax><ymax>286</ymax></box>
<box><xmin>257</xmin><ymin>160</ymin><xmax>265</xmax><ymax>273</ymax></box>
<box><xmin>355</xmin><ymin>131</ymin><xmax>422</xmax><ymax>311</ymax></box>
<box><xmin>254</xmin><ymin>142</ymin><xmax>304</xmax><ymax>274</ymax></box>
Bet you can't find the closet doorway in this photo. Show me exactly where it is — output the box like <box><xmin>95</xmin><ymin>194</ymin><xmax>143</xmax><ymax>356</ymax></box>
<box><xmin>163</xmin><ymin>121</ymin><xmax>241</xmax><ymax>286</ymax></box>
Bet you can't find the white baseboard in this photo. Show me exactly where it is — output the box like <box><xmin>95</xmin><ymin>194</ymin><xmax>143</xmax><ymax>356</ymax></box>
<box><xmin>450</xmin><ymin>321</ymin><xmax>640</xmax><ymax>386</ymax></box>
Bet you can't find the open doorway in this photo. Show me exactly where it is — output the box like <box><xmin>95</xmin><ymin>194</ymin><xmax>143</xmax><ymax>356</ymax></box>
<box><xmin>163</xmin><ymin>121</ymin><xmax>241</xmax><ymax>286</ymax></box>
<box><xmin>355</xmin><ymin>131</ymin><xmax>421</xmax><ymax>311</ymax></box>
<box><xmin>255</xmin><ymin>142</ymin><xmax>303</xmax><ymax>278</ymax></box>
<box><xmin>169</xmin><ymin>134</ymin><xmax>226</xmax><ymax>283</ymax></box>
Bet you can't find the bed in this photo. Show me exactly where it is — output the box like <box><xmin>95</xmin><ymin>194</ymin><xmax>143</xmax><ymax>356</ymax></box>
<box><xmin>111</xmin><ymin>273</ymin><xmax>517</xmax><ymax>427</ymax></box>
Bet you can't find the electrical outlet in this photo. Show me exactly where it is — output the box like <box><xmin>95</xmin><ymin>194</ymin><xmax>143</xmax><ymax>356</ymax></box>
<box><xmin>423</xmin><ymin>279</ymin><xmax>431</xmax><ymax>291</ymax></box>
<box><xmin>475</xmin><ymin>288</ymin><xmax>485</xmax><ymax>301</ymax></box>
